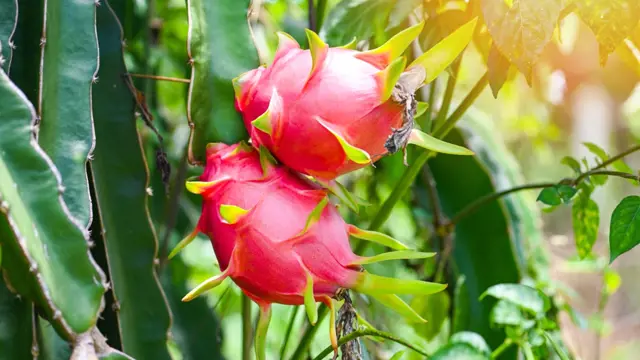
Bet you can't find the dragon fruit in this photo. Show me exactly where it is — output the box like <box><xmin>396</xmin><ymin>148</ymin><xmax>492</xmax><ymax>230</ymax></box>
<box><xmin>233</xmin><ymin>22</ymin><xmax>473</xmax><ymax>180</ymax></box>
<box><xmin>170</xmin><ymin>143</ymin><xmax>446</xmax><ymax>359</ymax></box>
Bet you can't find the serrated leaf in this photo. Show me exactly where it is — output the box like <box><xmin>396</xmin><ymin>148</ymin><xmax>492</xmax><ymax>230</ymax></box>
<box><xmin>487</xmin><ymin>43</ymin><xmax>510</xmax><ymax>98</ymax></box>
<box><xmin>450</xmin><ymin>332</ymin><xmax>491</xmax><ymax>356</ymax></box>
<box><xmin>572</xmin><ymin>191</ymin><xmax>600</xmax><ymax>259</ymax></box>
<box><xmin>37</xmin><ymin>0</ymin><xmax>98</xmax><ymax>227</ymax></box>
<box><xmin>483</xmin><ymin>0</ymin><xmax>564</xmax><ymax>82</ymax></box>
<box><xmin>410</xmin><ymin>17</ymin><xmax>478</xmax><ymax>84</ymax></box>
<box><xmin>93</xmin><ymin>3</ymin><xmax>171</xmax><ymax>358</ymax></box>
<box><xmin>0</xmin><ymin>61</ymin><xmax>105</xmax><ymax>339</ymax></box>
<box><xmin>431</xmin><ymin>343</ymin><xmax>490</xmax><ymax>360</ymax></box>
<box><xmin>609</xmin><ymin>196</ymin><xmax>640</xmax><ymax>262</ymax></box>
<box><xmin>576</xmin><ymin>0</ymin><xmax>640</xmax><ymax>64</ymax></box>
<box><xmin>187</xmin><ymin>0</ymin><xmax>259</xmax><ymax>161</ymax></box>
<box><xmin>0</xmin><ymin>0</ymin><xmax>17</xmax><ymax>72</ymax></box>
<box><xmin>482</xmin><ymin>283</ymin><xmax>550</xmax><ymax>315</ymax></box>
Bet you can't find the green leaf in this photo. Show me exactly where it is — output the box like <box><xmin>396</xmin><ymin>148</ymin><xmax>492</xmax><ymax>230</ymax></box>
<box><xmin>410</xmin><ymin>17</ymin><xmax>478</xmax><ymax>84</ymax></box>
<box><xmin>0</xmin><ymin>274</ymin><xmax>33</xmax><ymax>359</ymax></box>
<box><xmin>583</xmin><ymin>142</ymin><xmax>609</xmax><ymax>162</ymax></box>
<box><xmin>410</xmin><ymin>291</ymin><xmax>450</xmax><ymax>340</ymax></box>
<box><xmin>0</xmin><ymin>63</ymin><xmax>105</xmax><ymax>339</ymax></box>
<box><xmin>572</xmin><ymin>191</ymin><xmax>600</xmax><ymax>259</ymax></box>
<box><xmin>431</xmin><ymin>343</ymin><xmax>490</xmax><ymax>360</ymax></box>
<box><xmin>482</xmin><ymin>283</ymin><xmax>550</xmax><ymax>315</ymax></box>
<box><xmin>186</xmin><ymin>0</ymin><xmax>259</xmax><ymax>161</ymax></box>
<box><xmin>482</xmin><ymin>0</ymin><xmax>564</xmax><ymax>82</ymax></box>
<box><xmin>489</xmin><ymin>299</ymin><xmax>532</xmax><ymax>327</ymax></box>
<box><xmin>487</xmin><ymin>44</ymin><xmax>511</xmax><ymax>98</ymax></box>
<box><xmin>452</xmin><ymin>275</ymin><xmax>470</xmax><ymax>333</ymax></box>
<box><xmin>450</xmin><ymin>332</ymin><xmax>491</xmax><ymax>356</ymax></box>
<box><xmin>93</xmin><ymin>3</ymin><xmax>171</xmax><ymax>359</ymax></box>
<box><xmin>37</xmin><ymin>0</ymin><xmax>98</xmax><ymax>227</ymax></box>
<box><xmin>408</xmin><ymin>129</ymin><xmax>474</xmax><ymax>155</ymax></box>
<box><xmin>536</xmin><ymin>185</ymin><xmax>577</xmax><ymax>206</ymax></box>
<box><xmin>576</xmin><ymin>0</ymin><xmax>640</xmax><ymax>64</ymax></box>
<box><xmin>561</xmin><ymin>156</ymin><xmax>582</xmax><ymax>174</ymax></box>
<box><xmin>603</xmin><ymin>268</ymin><xmax>621</xmax><ymax>296</ymax></box>
<box><xmin>0</xmin><ymin>0</ymin><xmax>16</xmax><ymax>72</ymax></box>
<box><xmin>320</xmin><ymin>0</ymin><xmax>395</xmax><ymax>47</ymax></box>
<box><xmin>428</xmin><ymin>110</ymin><xmax>542</xmax><ymax>349</ymax></box>
<box><xmin>609</xmin><ymin>195</ymin><xmax>640</xmax><ymax>262</ymax></box>
<box><xmin>389</xmin><ymin>350</ymin><xmax>406</xmax><ymax>360</ymax></box>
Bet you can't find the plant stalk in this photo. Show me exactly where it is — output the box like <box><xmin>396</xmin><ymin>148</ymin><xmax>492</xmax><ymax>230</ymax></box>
<box><xmin>311</xmin><ymin>329</ymin><xmax>430</xmax><ymax>360</ymax></box>
<box><xmin>242</xmin><ymin>295</ymin><xmax>252</xmax><ymax>360</ymax></box>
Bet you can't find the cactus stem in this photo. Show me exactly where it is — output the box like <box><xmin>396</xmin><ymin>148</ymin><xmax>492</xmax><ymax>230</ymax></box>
<box><xmin>303</xmin><ymin>273</ymin><xmax>317</xmax><ymax>325</ymax></box>
<box><xmin>346</xmin><ymin>225</ymin><xmax>409</xmax><ymax>250</ymax></box>
<box><xmin>255</xmin><ymin>303</ymin><xmax>272</xmax><ymax>360</ymax></box>
<box><xmin>127</xmin><ymin>73</ymin><xmax>190</xmax><ymax>83</ymax></box>
<box><xmin>168</xmin><ymin>228</ymin><xmax>199</xmax><ymax>259</ymax></box>
<box><xmin>182</xmin><ymin>270</ymin><xmax>229</xmax><ymax>302</ymax></box>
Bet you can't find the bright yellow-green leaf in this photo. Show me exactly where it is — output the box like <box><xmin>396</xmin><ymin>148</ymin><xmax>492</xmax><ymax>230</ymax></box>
<box><xmin>409</xmin><ymin>17</ymin><xmax>477</xmax><ymax>84</ymax></box>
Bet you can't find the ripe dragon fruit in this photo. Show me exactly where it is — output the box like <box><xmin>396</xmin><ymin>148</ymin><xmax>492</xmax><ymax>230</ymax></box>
<box><xmin>233</xmin><ymin>22</ymin><xmax>473</xmax><ymax>181</ymax></box>
<box><xmin>170</xmin><ymin>143</ymin><xmax>446</xmax><ymax>359</ymax></box>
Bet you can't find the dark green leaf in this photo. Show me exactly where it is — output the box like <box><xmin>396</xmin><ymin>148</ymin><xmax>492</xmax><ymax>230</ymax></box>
<box><xmin>431</xmin><ymin>343</ymin><xmax>490</xmax><ymax>360</ymax></box>
<box><xmin>561</xmin><ymin>156</ymin><xmax>582</xmax><ymax>174</ymax></box>
<box><xmin>537</xmin><ymin>187</ymin><xmax>562</xmax><ymax>206</ymax></box>
<box><xmin>482</xmin><ymin>0</ymin><xmax>564</xmax><ymax>82</ymax></box>
<box><xmin>609</xmin><ymin>195</ymin><xmax>640</xmax><ymax>262</ymax></box>
<box><xmin>187</xmin><ymin>0</ymin><xmax>258</xmax><ymax>161</ymax></box>
<box><xmin>37</xmin><ymin>0</ymin><xmax>98</xmax><ymax>227</ymax></box>
<box><xmin>450</xmin><ymin>332</ymin><xmax>491</xmax><ymax>356</ymax></box>
<box><xmin>572</xmin><ymin>191</ymin><xmax>600</xmax><ymax>259</ymax></box>
<box><xmin>0</xmin><ymin>274</ymin><xmax>33</xmax><ymax>359</ymax></box>
<box><xmin>0</xmin><ymin>0</ymin><xmax>16</xmax><ymax>72</ymax></box>
<box><xmin>557</xmin><ymin>185</ymin><xmax>578</xmax><ymax>203</ymax></box>
<box><xmin>93</xmin><ymin>3</ymin><xmax>171</xmax><ymax>358</ymax></box>
<box><xmin>482</xmin><ymin>283</ymin><xmax>550</xmax><ymax>315</ymax></box>
<box><xmin>576</xmin><ymin>0</ymin><xmax>640</xmax><ymax>64</ymax></box>
<box><xmin>320</xmin><ymin>0</ymin><xmax>394</xmax><ymax>47</ymax></box>
<box><xmin>487</xmin><ymin>43</ymin><xmax>510</xmax><ymax>98</ymax></box>
<box><xmin>37</xmin><ymin>320</ymin><xmax>72</xmax><ymax>360</ymax></box>
<box><xmin>452</xmin><ymin>275</ymin><xmax>470</xmax><ymax>334</ymax></box>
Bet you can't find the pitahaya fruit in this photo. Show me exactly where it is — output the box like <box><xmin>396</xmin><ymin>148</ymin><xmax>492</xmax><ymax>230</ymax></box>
<box><xmin>233</xmin><ymin>22</ymin><xmax>473</xmax><ymax>180</ymax></box>
<box><xmin>170</xmin><ymin>142</ymin><xmax>446</xmax><ymax>359</ymax></box>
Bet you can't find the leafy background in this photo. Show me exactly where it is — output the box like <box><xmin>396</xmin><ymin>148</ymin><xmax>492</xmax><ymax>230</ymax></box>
<box><xmin>1</xmin><ymin>0</ymin><xmax>640</xmax><ymax>359</ymax></box>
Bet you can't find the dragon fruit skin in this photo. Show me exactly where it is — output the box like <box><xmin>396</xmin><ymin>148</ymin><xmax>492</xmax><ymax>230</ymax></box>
<box><xmin>233</xmin><ymin>24</ymin><xmax>424</xmax><ymax>180</ymax></box>
<box><xmin>171</xmin><ymin>143</ymin><xmax>445</xmax><ymax>359</ymax></box>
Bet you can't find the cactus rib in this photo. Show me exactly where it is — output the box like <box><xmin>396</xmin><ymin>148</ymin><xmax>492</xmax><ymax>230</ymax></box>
<box><xmin>0</xmin><ymin>0</ymin><xmax>18</xmax><ymax>72</ymax></box>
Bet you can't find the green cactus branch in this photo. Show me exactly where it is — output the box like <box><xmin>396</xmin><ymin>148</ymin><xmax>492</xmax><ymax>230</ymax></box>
<box><xmin>0</xmin><ymin>0</ymin><xmax>17</xmax><ymax>72</ymax></box>
<box><xmin>0</xmin><ymin>65</ymin><xmax>106</xmax><ymax>339</ymax></box>
<box><xmin>37</xmin><ymin>0</ymin><xmax>99</xmax><ymax>228</ymax></box>
<box><xmin>91</xmin><ymin>1</ymin><xmax>172</xmax><ymax>358</ymax></box>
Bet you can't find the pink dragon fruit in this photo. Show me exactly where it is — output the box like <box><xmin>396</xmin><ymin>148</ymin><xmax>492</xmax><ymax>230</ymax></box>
<box><xmin>233</xmin><ymin>23</ymin><xmax>473</xmax><ymax>180</ymax></box>
<box><xmin>170</xmin><ymin>143</ymin><xmax>446</xmax><ymax>359</ymax></box>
